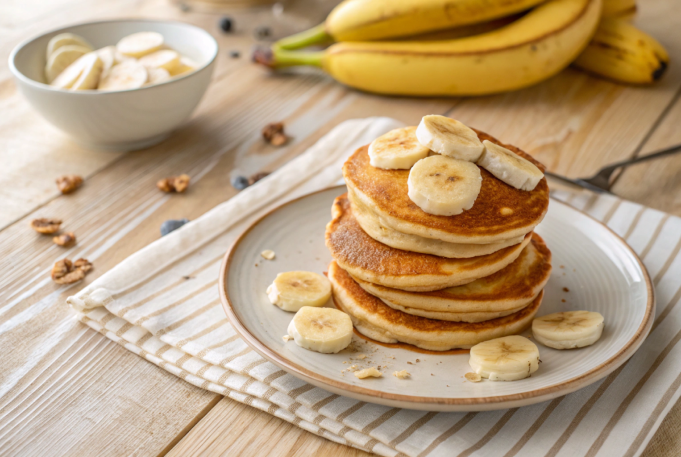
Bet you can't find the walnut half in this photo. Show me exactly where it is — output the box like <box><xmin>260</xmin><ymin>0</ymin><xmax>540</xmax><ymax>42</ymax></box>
<box><xmin>56</xmin><ymin>175</ymin><xmax>83</xmax><ymax>194</ymax></box>
<box><xmin>30</xmin><ymin>218</ymin><xmax>62</xmax><ymax>234</ymax></box>
<box><xmin>53</xmin><ymin>232</ymin><xmax>76</xmax><ymax>247</ymax></box>
<box><xmin>262</xmin><ymin>122</ymin><xmax>288</xmax><ymax>146</ymax></box>
<box><xmin>157</xmin><ymin>174</ymin><xmax>191</xmax><ymax>193</ymax></box>
<box><xmin>51</xmin><ymin>258</ymin><xmax>92</xmax><ymax>285</ymax></box>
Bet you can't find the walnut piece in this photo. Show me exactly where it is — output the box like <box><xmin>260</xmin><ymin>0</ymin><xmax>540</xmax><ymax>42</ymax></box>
<box><xmin>248</xmin><ymin>171</ymin><xmax>270</xmax><ymax>185</ymax></box>
<box><xmin>30</xmin><ymin>218</ymin><xmax>62</xmax><ymax>234</ymax></box>
<box><xmin>262</xmin><ymin>122</ymin><xmax>288</xmax><ymax>146</ymax></box>
<box><xmin>354</xmin><ymin>367</ymin><xmax>382</xmax><ymax>379</ymax></box>
<box><xmin>56</xmin><ymin>175</ymin><xmax>83</xmax><ymax>194</ymax></box>
<box><xmin>53</xmin><ymin>232</ymin><xmax>76</xmax><ymax>247</ymax></box>
<box><xmin>51</xmin><ymin>258</ymin><xmax>92</xmax><ymax>285</ymax></box>
<box><xmin>465</xmin><ymin>372</ymin><xmax>482</xmax><ymax>383</ymax></box>
<box><xmin>157</xmin><ymin>174</ymin><xmax>191</xmax><ymax>193</ymax></box>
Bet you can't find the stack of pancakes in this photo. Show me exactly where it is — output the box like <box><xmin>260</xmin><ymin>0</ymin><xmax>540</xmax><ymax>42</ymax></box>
<box><xmin>325</xmin><ymin>130</ymin><xmax>552</xmax><ymax>351</ymax></box>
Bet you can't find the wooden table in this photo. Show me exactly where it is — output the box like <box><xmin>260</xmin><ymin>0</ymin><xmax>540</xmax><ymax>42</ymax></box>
<box><xmin>2</xmin><ymin>0</ymin><xmax>681</xmax><ymax>455</ymax></box>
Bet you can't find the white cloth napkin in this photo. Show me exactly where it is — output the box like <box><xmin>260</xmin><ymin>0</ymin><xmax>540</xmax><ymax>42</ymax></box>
<box><xmin>68</xmin><ymin>117</ymin><xmax>681</xmax><ymax>457</ymax></box>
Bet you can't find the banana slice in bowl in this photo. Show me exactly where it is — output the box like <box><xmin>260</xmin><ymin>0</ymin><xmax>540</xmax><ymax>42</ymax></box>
<box><xmin>98</xmin><ymin>60</ymin><xmax>148</xmax><ymax>91</ymax></box>
<box><xmin>368</xmin><ymin>126</ymin><xmax>430</xmax><ymax>169</ymax></box>
<box><xmin>267</xmin><ymin>271</ymin><xmax>332</xmax><ymax>312</ymax></box>
<box><xmin>46</xmin><ymin>33</ymin><xmax>93</xmax><ymax>58</ymax></box>
<box><xmin>532</xmin><ymin>311</ymin><xmax>605</xmax><ymax>349</ymax></box>
<box><xmin>287</xmin><ymin>306</ymin><xmax>353</xmax><ymax>354</ymax></box>
<box><xmin>139</xmin><ymin>49</ymin><xmax>182</xmax><ymax>73</ymax></box>
<box><xmin>116</xmin><ymin>31</ymin><xmax>164</xmax><ymax>58</ymax></box>
<box><xmin>407</xmin><ymin>155</ymin><xmax>482</xmax><ymax>216</ymax></box>
<box><xmin>416</xmin><ymin>115</ymin><xmax>484</xmax><ymax>162</ymax></box>
<box><xmin>469</xmin><ymin>335</ymin><xmax>540</xmax><ymax>381</ymax></box>
<box><xmin>477</xmin><ymin>140</ymin><xmax>544</xmax><ymax>191</ymax></box>
<box><xmin>51</xmin><ymin>52</ymin><xmax>101</xmax><ymax>90</ymax></box>
<box><xmin>45</xmin><ymin>44</ymin><xmax>91</xmax><ymax>83</ymax></box>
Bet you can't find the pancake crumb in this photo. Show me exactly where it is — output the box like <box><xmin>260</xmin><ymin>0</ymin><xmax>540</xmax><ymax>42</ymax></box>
<box><xmin>465</xmin><ymin>372</ymin><xmax>482</xmax><ymax>383</ymax></box>
<box><xmin>563</xmin><ymin>287</ymin><xmax>570</xmax><ymax>292</ymax></box>
<box><xmin>407</xmin><ymin>361</ymin><xmax>413</xmax><ymax>365</ymax></box>
<box><xmin>282</xmin><ymin>335</ymin><xmax>291</xmax><ymax>342</ymax></box>
<box><xmin>355</xmin><ymin>354</ymin><xmax>367</xmax><ymax>360</ymax></box>
<box><xmin>561</xmin><ymin>299</ymin><xmax>566</xmax><ymax>303</ymax></box>
<box><xmin>261</xmin><ymin>250</ymin><xmax>275</xmax><ymax>260</ymax></box>
<box><xmin>393</xmin><ymin>370</ymin><xmax>410</xmax><ymax>379</ymax></box>
<box><xmin>354</xmin><ymin>367</ymin><xmax>382</xmax><ymax>379</ymax></box>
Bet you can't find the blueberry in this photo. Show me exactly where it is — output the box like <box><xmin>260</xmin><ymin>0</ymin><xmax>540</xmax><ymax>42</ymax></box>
<box><xmin>229</xmin><ymin>50</ymin><xmax>240</xmax><ymax>59</ymax></box>
<box><xmin>231</xmin><ymin>175</ymin><xmax>250</xmax><ymax>190</ymax></box>
<box><xmin>161</xmin><ymin>218</ymin><xmax>189</xmax><ymax>236</ymax></box>
<box><xmin>219</xmin><ymin>17</ymin><xmax>233</xmax><ymax>33</ymax></box>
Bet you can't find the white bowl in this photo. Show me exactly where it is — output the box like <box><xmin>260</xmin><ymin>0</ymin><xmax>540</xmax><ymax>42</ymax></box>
<box><xmin>9</xmin><ymin>19</ymin><xmax>218</xmax><ymax>151</ymax></box>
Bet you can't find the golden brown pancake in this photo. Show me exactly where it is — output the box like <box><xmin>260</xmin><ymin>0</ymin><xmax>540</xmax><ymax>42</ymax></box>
<box><xmin>328</xmin><ymin>261</ymin><xmax>543</xmax><ymax>350</ymax></box>
<box><xmin>353</xmin><ymin>233</ymin><xmax>552</xmax><ymax>322</ymax></box>
<box><xmin>326</xmin><ymin>194</ymin><xmax>531</xmax><ymax>292</ymax></box>
<box><xmin>344</xmin><ymin>129</ymin><xmax>549</xmax><ymax>244</ymax></box>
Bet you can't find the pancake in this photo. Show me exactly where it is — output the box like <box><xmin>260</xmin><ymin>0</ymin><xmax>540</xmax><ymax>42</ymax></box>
<box><xmin>343</xmin><ymin>129</ymin><xmax>549</xmax><ymax>245</ymax></box>
<box><xmin>353</xmin><ymin>233</ymin><xmax>552</xmax><ymax>322</ymax></box>
<box><xmin>349</xmin><ymin>188</ymin><xmax>525</xmax><ymax>258</ymax></box>
<box><xmin>328</xmin><ymin>261</ymin><xmax>543</xmax><ymax>350</ymax></box>
<box><xmin>326</xmin><ymin>194</ymin><xmax>532</xmax><ymax>292</ymax></box>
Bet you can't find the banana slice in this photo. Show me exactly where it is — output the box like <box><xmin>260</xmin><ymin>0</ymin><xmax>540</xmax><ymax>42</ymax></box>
<box><xmin>116</xmin><ymin>31</ymin><xmax>164</xmax><ymax>58</ymax></box>
<box><xmin>98</xmin><ymin>60</ymin><xmax>148</xmax><ymax>91</ymax></box>
<box><xmin>532</xmin><ymin>311</ymin><xmax>604</xmax><ymax>349</ymax></box>
<box><xmin>287</xmin><ymin>306</ymin><xmax>353</xmax><ymax>353</ymax></box>
<box><xmin>416</xmin><ymin>115</ymin><xmax>484</xmax><ymax>162</ymax></box>
<box><xmin>469</xmin><ymin>335</ymin><xmax>540</xmax><ymax>381</ymax></box>
<box><xmin>46</xmin><ymin>33</ymin><xmax>93</xmax><ymax>58</ymax></box>
<box><xmin>146</xmin><ymin>67</ymin><xmax>171</xmax><ymax>86</ymax></box>
<box><xmin>368</xmin><ymin>126</ymin><xmax>430</xmax><ymax>169</ymax></box>
<box><xmin>70</xmin><ymin>52</ymin><xmax>103</xmax><ymax>90</ymax></box>
<box><xmin>96</xmin><ymin>46</ymin><xmax>118</xmax><ymax>77</ymax></box>
<box><xmin>51</xmin><ymin>52</ymin><xmax>100</xmax><ymax>89</ymax></box>
<box><xmin>169</xmin><ymin>56</ymin><xmax>197</xmax><ymax>76</ymax></box>
<box><xmin>407</xmin><ymin>155</ymin><xmax>482</xmax><ymax>216</ymax></box>
<box><xmin>139</xmin><ymin>49</ymin><xmax>181</xmax><ymax>73</ymax></box>
<box><xmin>266</xmin><ymin>271</ymin><xmax>332</xmax><ymax>312</ymax></box>
<box><xmin>477</xmin><ymin>140</ymin><xmax>544</xmax><ymax>191</ymax></box>
<box><xmin>45</xmin><ymin>44</ymin><xmax>91</xmax><ymax>83</ymax></box>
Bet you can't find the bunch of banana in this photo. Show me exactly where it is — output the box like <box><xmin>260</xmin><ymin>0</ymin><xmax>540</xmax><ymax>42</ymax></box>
<box><xmin>254</xmin><ymin>0</ymin><xmax>668</xmax><ymax>96</ymax></box>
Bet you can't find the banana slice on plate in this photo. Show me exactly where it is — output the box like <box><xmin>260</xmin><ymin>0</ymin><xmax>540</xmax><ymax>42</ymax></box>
<box><xmin>98</xmin><ymin>60</ymin><xmax>148</xmax><ymax>91</ymax></box>
<box><xmin>368</xmin><ymin>126</ymin><xmax>430</xmax><ymax>169</ymax></box>
<box><xmin>45</xmin><ymin>44</ymin><xmax>91</xmax><ymax>83</ymax></box>
<box><xmin>146</xmin><ymin>67</ymin><xmax>171</xmax><ymax>86</ymax></box>
<box><xmin>469</xmin><ymin>335</ymin><xmax>540</xmax><ymax>381</ymax></box>
<box><xmin>51</xmin><ymin>52</ymin><xmax>101</xmax><ymax>89</ymax></box>
<box><xmin>407</xmin><ymin>155</ymin><xmax>482</xmax><ymax>216</ymax></box>
<box><xmin>287</xmin><ymin>307</ymin><xmax>353</xmax><ymax>353</ymax></box>
<box><xmin>139</xmin><ymin>49</ymin><xmax>181</xmax><ymax>73</ymax></box>
<box><xmin>477</xmin><ymin>140</ymin><xmax>544</xmax><ymax>191</ymax></box>
<box><xmin>532</xmin><ymin>311</ymin><xmax>605</xmax><ymax>349</ymax></box>
<box><xmin>267</xmin><ymin>271</ymin><xmax>332</xmax><ymax>312</ymax></box>
<box><xmin>416</xmin><ymin>115</ymin><xmax>484</xmax><ymax>162</ymax></box>
<box><xmin>46</xmin><ymin>33</ymin><xmax>93</xmax><ymax>58</ymax></box>
<box><xmin>116</xmin><ymin>31</ymin><xmax>164</xmax><ymax>58</ymax></box>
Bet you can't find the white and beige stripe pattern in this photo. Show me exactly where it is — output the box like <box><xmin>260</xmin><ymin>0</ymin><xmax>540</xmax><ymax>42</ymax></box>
<box><xmin>67</xmin><ymin>118</ymin><xmax>681</xmax><ymax>457</ymax></box>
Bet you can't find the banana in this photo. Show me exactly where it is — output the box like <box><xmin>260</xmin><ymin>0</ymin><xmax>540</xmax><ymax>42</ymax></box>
<box><xmin>407</xmin><ymin>155</ymin><xmax>482</xmax><ymax>216</ymax></box>
<box><xmin>258</xmin><ymin>0</ymin><xmax>602</xmax><ymax>96</ymax></box>
<box><xmin>146</xmin><ymin>68</ymin><xmax>171</xmax><ymax>86</ymax></box>
<box><xmin>532</xmin><ymin>311</ymin><xmax>604</xmax><ymax>349</ymax></box>
<box><xmin>573</xmin><ymin>17</ymin><xmax>668</xmax><ymax>84</ymax></box>
<box><xmin>368</xmin><ymin>126</ymin><xmax>430</xmax><ymax>169</ymax></box>
<box><xmin>98</xmin><ymin>60</ymin><xmax>148</xmax><ymax>91</ymax></box>
<box><xmin>51</xmin><ymin>52</ymin><xmax>100</xmax><ymax>89</ymax></box>
<box><xmin>287</xmin><ymin>306</ymin><xmax>354</xmax><ymax>353</ymax></box>
<box><xmin>96</xmin><ymin>46</ymin><xmax>117</xmax><ymax>77</ymax></box>
<box><xmin>602</xmin><ymin>0</ymin><xmax>636</xmax><ymax>18</ymax></box>
<box><xmin>275</xmin><ymin>0</ymin><xmax>548</xmax><ymax>49</ymax></box>
<box><xmin>139</xmin><ymin>50</ymin><xmax>181</xmax><ymax>73</ymax></box>
<box><xmin>416</xmin><ymin>116</ymin><xmax>484</xmax><ymax>162</ymax></box>
<box><xmin>70</xmin><ymin>52</ymin><xmax>103</xmax><ymax>90</ymax></box>
<box><xmin>267</xmin><ymin>271</ymin><xmax>332</xmax><ymax>312</ymax></box>
<box><xmin>46</xmin><ymin>33</ymin><xmax>93</xmax><ymax>58</ymax></box>
<box><xmin>469</xmin><ymin>335</ymin><xmax>540</xmax><ymax>381</ymax></box>
<box><xmin>116</xmin><ymin>31</ymin><xmax>164</xmax><ymax>58</ymax></box>
<box><xmin>45</xmin><ymin>44</ymin><xmax>91</xmax><ymax>83</ymax></box>
<box><xmin>169</xmin><ymin>56</ymin><xmax>197</xmax><ymax>76</ymax></box>
<box><xmin>477</xmin><ymin>140</ymin><xmax>544</xmax><ymax>191</ymax></box>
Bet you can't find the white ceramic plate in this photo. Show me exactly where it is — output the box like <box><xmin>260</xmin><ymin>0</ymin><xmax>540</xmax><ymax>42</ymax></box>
<box><xmin>220</xmin><ymin>186</ymin><xmax>654</xmax><ymax>411</ymax></box>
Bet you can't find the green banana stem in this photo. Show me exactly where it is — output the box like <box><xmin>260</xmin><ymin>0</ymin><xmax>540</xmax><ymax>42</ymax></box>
<box><xmin>274</xmin><ymin>24</ymin><xmax>332</xmax><ymax>51</ymax></box>
<box><xmin>253</xmin><ymin>46</ymin><xmax>324</xmax><ymax>70</ymax></box>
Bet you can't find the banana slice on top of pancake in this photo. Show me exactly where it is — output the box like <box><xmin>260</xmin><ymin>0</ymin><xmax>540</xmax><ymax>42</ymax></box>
<box><xmin>287</xmin><ymin>307</ymin><xmax>353</xmax><ymax>354</ymax></box>
<box><xmin>368</xmin><ymin>126</ymin><xmax>430</xmax><ymax>170</ymax></box>
<box><xmin>416</xmin><ymin>115</ymin><xmax>484</xmax><ymax>162</ymax></box>
<box><xmin>267</xmin><ymin>271</ymin><xmax>331</xmax><ymax>312</ymax></box>
<box><xmin>408</xmin><ymin>155</ymin><xmax>482</xmax><ymax>216</ymax></box>
<box><xmin>469</xmin><ymin>335</ymin><xmax>540</xmax><ymax>381</ymax></box>
<box><xmin>478</xmin><ymin>140</ymin><xmax>544</xmax><ymax>191</ymax></box>
<box><xmin>532</xmin><ymin>311</ymin><xmax>604</xmax><ymax>349</ymax></box>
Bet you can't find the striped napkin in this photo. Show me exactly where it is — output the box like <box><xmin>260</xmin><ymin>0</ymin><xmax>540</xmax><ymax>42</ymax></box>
<box><xmin>67</xmin><ymin>117</ymin><xmax>681</xmax><ymax>457</ymax></box>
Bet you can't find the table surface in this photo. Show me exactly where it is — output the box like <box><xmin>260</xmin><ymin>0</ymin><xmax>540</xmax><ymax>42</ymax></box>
<box><xmin>2</xmin><ymin>0</ymin><xmax>681</xmax><ymax>455</ymax></box>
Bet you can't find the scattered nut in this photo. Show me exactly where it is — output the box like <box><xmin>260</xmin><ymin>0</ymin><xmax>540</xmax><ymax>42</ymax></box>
<box><xmin>465</xmin><ymin>372</ymin><xmax>482</xmax><ymax>383</ymax></box>
<box><xmin>262</xmin><ymin>122</ymin><xmax>288</xmax><ymax>146</ymax></box>
<box><xmin>563</xmin><ymin>287</ymin><xmax>570</xmax><ymax>292</ymax></box>
<box><xmin>157</xmin><ymin>174</ymin><xmax>191</xmax><ymax>193</ymax></box>
<box><xmin>248</xmin><ymin>171</ymin><xmax>270</xmax><ymax>185</ymax></box>
<box><xmin>30</xmin><ymin>218</ymin><xmax>62</xmax><ymax>234</ymax></box>
<box><xmin>261</xmin><ymin>250</ymin><xmax>275</xmax><ymax>260</ymax></box>
<box><xmin>53</xmin><ymin>232</ymin><xmax>76</xmax><ymax>247</ymax></box>
<box><xmin>354</xmin><ymin>367</ymin><xmax>382</xmax><ymax>379</ymax></box>
<box><xmin>51</xmin><ymin>258</ymin><xmax>92</xmax><ymax>285</ymax></box>
<box><xmin>56</xmin><ymin>175</ymin><xmax>83</xmax><ymax>194</ymax></box>
<box><xmin>392</xmin><ymin>370</ymin><xmax>410</xmax><ymax>379</ymax></box>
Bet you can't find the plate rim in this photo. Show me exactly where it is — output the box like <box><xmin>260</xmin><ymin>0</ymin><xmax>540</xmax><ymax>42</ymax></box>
<box><xmin>219</xmin><ymin>185</ymin><xmax>655</xmax><ymax>407</ymax></box>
